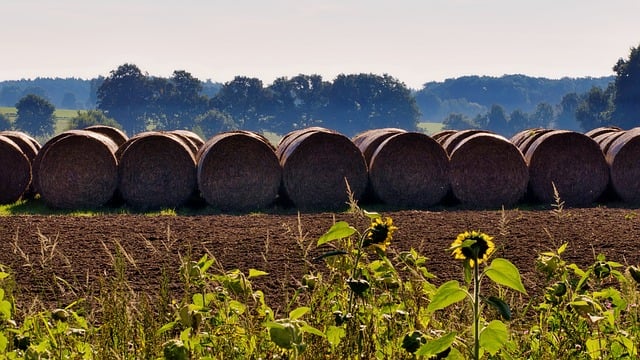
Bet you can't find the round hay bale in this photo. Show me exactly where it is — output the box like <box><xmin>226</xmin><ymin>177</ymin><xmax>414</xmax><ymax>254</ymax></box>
<box><xmin>0</xmin><ymin>135</ymin><xmax>31</xmax><ymax>204</ymax></box>
<box><xmin>369</xmin><ymin>132</ymin><xmax>449</xmax><ymax>208</ymax></box>
<box><xmin>593</xmin><ymin>130</ymin><xmax>626</xmax><ymax>154</ymax></box>
<box><xmin>84</xmin><ymin>125</ymin><xmax>128</xmax><ymax>147</ymax></box>
<box><xmin>352</xmin><ymin>128</ymin><xmax>407</xmax><ymax>165</ymax></box>
<box><xmin>431</xmin><ymin>130</ymin><xmax>457</xmax><ymax>143</ymax></box>
<box><xmin>277</xmin><ymin>127</ymin><xmax>368</xmax><ymax>211</ymax></box>
<box><xmin>449</xmin><ymin>133</ymin><xmax>528</xmax><ymax>208</ymax></box>
<box><xmin>525</xmin><ymin>130</ymin><xmax>609</xmax><ymax>206</ymax></box>
<box><xmin>584</xmin><ymin>126</ymin><xmax>623</xmax><ymax>139</ymax></box>
<box><xmin>604</xmin><ymin>127</ymin><xmax>640</xmax><ymax>204</ymax></box>
<box><xmin>32</xmin><ymin>130</ymin><xmax>89</xmax><ymax>197</ymax></box>
<box><xmin>171</xmin><ymin>130</ymin><xmax>205</xmax><ymax>152</ymax></box>
<box><xmin>196</xmin><ymin>131</ymin><xmax>281</xmax><ymax>211</ymax></box>
<box><xmin>440</xmin><ymin>129</ymin><xmax>491</xmax><ymax>155</ymax></box>
<box><xmin>510</xmin><ymin>128</ymin><xmax>553</xmax><ymax>155</ymax></box>
<box><xmin>37</xmin><ymin>130</ymin><xmax>119</xmax><ymax>209</ymax></box>
<box><xmin>118</xmin><ymin>132</ymin><xmax>197</xmax><ymax>210</ymax></box>
<box><xmin>0</xmin><ymin>130</ymin><xmax>40</xmax><ymax>163</ymax></box>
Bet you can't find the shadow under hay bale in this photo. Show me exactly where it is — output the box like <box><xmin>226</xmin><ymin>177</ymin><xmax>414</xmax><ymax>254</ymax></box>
<box><xmin>448</xmin><ymin>133</ymin><xmax>528</xmax><ymax>208</ymax></box>
<box><xmin>604</xmin><ymin>127</ymin><xmax>640</xmax><ymax>204</ymax></box>
<box><xmin>37</xmin><ymin>130</ymin><xmax>119</xmax><ymax>209</ymax></box>
<box><xmin>524</xmin><ymin>130</ymin><xmax>609</xmax><ymax>206</ymax></box>
<box><xmin>277</xmin><ymin>127</ymin><xmax>368</xmax><ymax>211</ymax></box>
<box><xmin>368</xmin><ymin>132</ymin><xmax>449</xmax><ymax>209</ymax></box>
<box><xmin>84</xmin><ymin>125</ymin><xmax>129</xmax><ymax>147</ymax></box>
<box><xmin>196</xmin><ymin>131</ymin><xmax>281</xmax><ymax>212</ymax></box>
<box><xmin>118</xmin><ymin>131</ymin><xmax>197</xmax><ymax>210</ymax></box>
<box><xmin>0</xmin><ymin>135</ymin><xmax>31</xmax><ymax>204</ymax></box>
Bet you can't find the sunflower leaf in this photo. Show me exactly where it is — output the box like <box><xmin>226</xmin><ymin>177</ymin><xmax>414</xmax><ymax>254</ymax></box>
<box><xmin>427</xmin><ymin>280</ymin><xmax>467</xmax><ymax>312</ymax></box>
<box><xmin>317</xmin><ymin>221</ymin><xmax>357</xmax><ymax>246</ymax></box>
<box><xmin>485</xmin><ymin>258</ymin><xmax>527</xmax><ymax>294</ymax></box>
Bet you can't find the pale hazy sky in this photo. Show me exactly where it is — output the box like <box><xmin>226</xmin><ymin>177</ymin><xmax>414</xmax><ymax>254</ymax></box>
<box><xmin>2</xmin><ymin>0</ymin><xmax>639</xmax><ymax>88</ymax></box>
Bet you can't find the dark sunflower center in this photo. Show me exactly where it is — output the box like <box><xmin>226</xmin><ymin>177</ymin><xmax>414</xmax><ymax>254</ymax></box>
<box><xmin>368</xmin><ymin>225</ymin><xmax>389</xmax><ymax>244</ymax></box>
<box><xmin>461</xmin><ymin>237</ymin><xmax>489</xmax><ymax>260</ymax></box>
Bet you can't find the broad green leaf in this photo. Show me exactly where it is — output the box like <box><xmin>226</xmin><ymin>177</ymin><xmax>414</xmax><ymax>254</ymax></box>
<box><xmin>557</xmin><ymin>242</ymin><xmax>568</xmax><ymax>255</ymax></box>
<box><xmin>416</xmin><ymin>331</ymin><xmax>456</xmax><ymax>357</ymax></box>
<box><xmin>248</xmin><ymin>269</ymin><xmax>269</xmax><ymax>278</ymax></box>
<box><xmin>0</xmin><ymin>272</ymin><xmax>9</xmax><ymax>280</ymax></box>
<box><xmin>479</xmin><ymin>320</ymin><xmax>508</xmax><ymax>355</ymax></box>
<box><xmin>326</xmin><ymin>325</ymin><xmax>346</xmax><ymax>347</ymax></box>
<box><xmin>485</xmin><ymin>258</ymin><xmax>527</xmax><ymax>294</ymax></box>
<box><xmin>289</xmin><ymin>306</ymin><xmax>310</xmax><ymax>320</ymax></box>
<box><xmin>317</xmin><ymin>221</ymin><xmax>356</xmax><ymax>246</ymax></box>
<box><xmin>300</xmin><ymin>323</ymin><xmax>325</xmax><ymax>337</ymax></box>
<box><xmin>228</xmin><ymin>300</ymin><xmax>246</xmax><ymax>314</ymax></box>
<box><xmin>427</xmin><ymin>280</ymin><xmax>467</xmax><ymax>312</ymax></box>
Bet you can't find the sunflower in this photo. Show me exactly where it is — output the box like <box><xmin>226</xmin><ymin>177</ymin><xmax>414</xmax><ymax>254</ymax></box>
<box><xmin>450</xmin><ymin>231</ymin><xmax>495</xmax><ymax>267</ymax></box>
<box><xmin>362</xmin><ymin>217</ymin><xmax>398</xmax><ymax>251</ymax></box>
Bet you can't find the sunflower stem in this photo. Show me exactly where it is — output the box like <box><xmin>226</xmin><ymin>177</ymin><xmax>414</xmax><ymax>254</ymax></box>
<box><xmin>473</xmin><ymin>256</ymin><xmax>480</xmax><ymax>360</ymax></box>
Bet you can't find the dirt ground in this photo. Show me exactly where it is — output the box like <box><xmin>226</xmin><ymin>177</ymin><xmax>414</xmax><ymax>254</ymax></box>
<box><xmin>1</xmin><ymin>204</ymin><xmax>640</xmax><ymax>313</ymax></box>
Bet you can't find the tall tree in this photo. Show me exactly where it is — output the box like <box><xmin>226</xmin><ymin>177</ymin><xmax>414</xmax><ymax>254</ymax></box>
<box><xmin>509</xmin><ymin>109</ymin><xmax>530</xmax><ymax>134</ymax></box>
<box><xmin>14</xmin><ymin>94</ymin><xmax>56</xmax><ymax>137</ymax></box>
<box><xmin>67</xmin><ymin>110</ymin><xmax>121</xmax><ymax>130</ymax></box>
<box><xmin>575</xmin><ymin>86</ymin><xmax>614</xmax><ymax>131</ymax></box>
<box><xmin>528</xmin><ymin>102</ymin><xmax>555</xmax><ymax>129</ymax></box>
<box><xmin>153</xmin><ymin>70</ymin><xmax>208</xmax><ymax>130</ymax></box>
<box><xmin>323</xmin><ymin>73</ymin><xmax>420</xmax><ymax>135</ymax></box>
<box><xmin>553</xmin><ymin>92</ymin><xmax>581</xmax><ymax>130</ymax></box>
<box><xmin>0</xmin><ymin>112</ymin><xmax>11</xmax><ymax>130</ymax></box>
<box><xmin>611</xmin><ymin>44</ymin><xmax>640</xmax><ymax>129</ymax></box>
<box><xmin>97</xmin><ymin>63</ymin><xmax>151</xmax><ymax>135</ymax></box>
<box><xmin>486</xmin><ymin>104</ymin><xmax>509</xmax><ymax>135</ymax></box>
<box><xmin>266</xmin><ymin>74</ymin><xmax>328</xmax><ymax>133</ymax></box>
<box><xmin>211</xmin><ymin>76</ymin><xmax>268</xmax><ymax>131</ymax></box>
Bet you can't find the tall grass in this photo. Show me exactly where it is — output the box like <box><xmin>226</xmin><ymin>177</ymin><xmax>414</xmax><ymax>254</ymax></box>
<box><xmin>0</xmin><ymin>206</ymin><xmax>638</xmax><ymax>359</ymax></box>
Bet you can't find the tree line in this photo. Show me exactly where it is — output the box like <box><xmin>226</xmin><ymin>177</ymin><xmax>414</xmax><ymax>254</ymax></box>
<box><xmin>1</xmin><ymin>43</ymin><xmax>638</xmax><ymax>139</ymax></box>
<box><xmin>438</xmin><ymin>44</ymin><xmax>640</xmax><ymax>137</ymax></box>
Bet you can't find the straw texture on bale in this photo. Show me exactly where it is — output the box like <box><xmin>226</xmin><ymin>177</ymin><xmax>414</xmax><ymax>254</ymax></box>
<box><xmin>196</xmin><ymin>131</ymin><xmax>281</xmax><ymax>211</ymax></box>
<box><xmin>118</xmin><ymin>132</ymin><xmax>197</xmax><ymax>210</ymax></box>
<box><xmin>37</xmin><ymin>130</ymin><xmax>119</xmax><ymax>209</ymax></box>
<box><xmin>448</xmin><ymin>133</ymin><xmax>528</xmax><ymax>208</ymax></box>
<box><xmin>0</xmin><ymin>135</ymin><xmax>31</xmax><ymax>204</ymax></box>
<box><xmin>277</xmin><ymin>127</ymin><xmax>367</xmax><ymax>210</ymax></box>
<box><xmin>524</xmin><ymin>130</ymin><xmax>609</xmax><ymax>206</ymax></box>
<box><xmin>32</xmin><ymin>130</ymin><xmax>94</xmax><ymax>197</ymax></box>
<box><xmin>352</xmin><ymin>128</ymin><xmax>406</xmax><ymax>165</ymax></box>
<box><xmin>84</xmin><ymin>125</ymin><xmax>128</xmax><ymax>147</ymax></box>
<box><xmin>368</xmin><ymin>132</ymin><xmax>449</xmax><ymax>208</ymax></box>
<box><xmin>604</xmin><ymin>128</ymin><xmax>640</xmax><ymax>204</ymax></box>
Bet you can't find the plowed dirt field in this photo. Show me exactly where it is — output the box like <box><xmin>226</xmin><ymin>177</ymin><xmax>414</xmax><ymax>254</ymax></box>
<box><xmin>1</xmin><ymin>205</ymin><xmax>639</xmax><ymax>312</ymax></box>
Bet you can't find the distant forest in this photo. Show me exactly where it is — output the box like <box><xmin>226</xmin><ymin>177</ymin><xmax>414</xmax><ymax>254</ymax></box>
<box><xmin>4</xmin><ymin>43</ymin><xmax>640</xmax><ymax>142</ymax></box>
<box><xmin>0</xmin><ymin>74</ymin><xmax>612</xmax><ymax>125</ymax></box>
